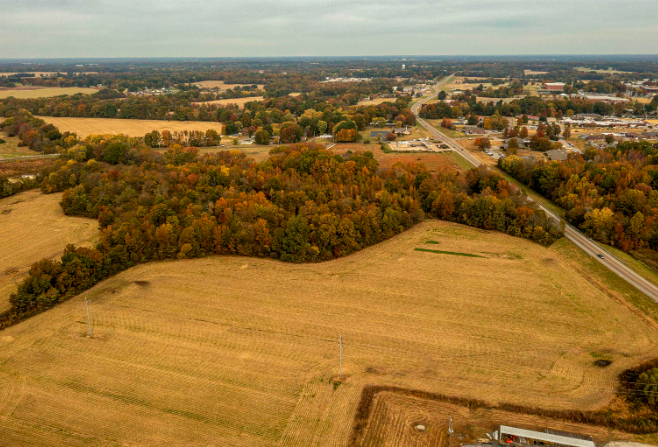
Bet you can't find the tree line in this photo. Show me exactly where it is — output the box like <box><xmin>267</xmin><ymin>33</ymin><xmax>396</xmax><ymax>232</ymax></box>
<box><xmin>0</xmin><ymin>137</ymin><xmax>562</xmax><ymax>329</ymax></box>
<box><xmin>420</xmin><ymin>94</ymin><xmax>657</xmax><ymax>120</ymax></box>
<box><xmin>499</xmin><ymin>141</ymin><xmax>658</xmax><ymax>255</ymax></box>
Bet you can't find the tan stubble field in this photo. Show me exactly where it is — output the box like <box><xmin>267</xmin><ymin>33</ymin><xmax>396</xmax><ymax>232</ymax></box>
<box><xmin>0</xmin><ymin>220</ymin><xmax>657</xmax><ymax>446</ymax></box>
<box><xmin>0</xmin><ymin>191</ymin><xmax>99</xmax><ymax>313</ymax></box>
<box><xmin>37</xmin><ymin>116</ymin><xmax>225</xmax><ymax>139</ymax></box>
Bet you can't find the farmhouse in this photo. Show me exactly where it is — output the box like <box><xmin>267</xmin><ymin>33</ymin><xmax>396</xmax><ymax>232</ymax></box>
<box><xmin>498</xmin><ymin>425</ymin><xmax>595</xmax><ymax>447</ymax></box>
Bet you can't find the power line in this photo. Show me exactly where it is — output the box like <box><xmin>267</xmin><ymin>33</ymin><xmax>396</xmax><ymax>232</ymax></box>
<box><xmin>85</xmin><ymin>298</ymin><xmax>93</xmax><ymax>337</ymax></box>
<box><xmin>339</xmin><ymin>331</ymin><xmax>343</xmax><ymax>380</ymax></box>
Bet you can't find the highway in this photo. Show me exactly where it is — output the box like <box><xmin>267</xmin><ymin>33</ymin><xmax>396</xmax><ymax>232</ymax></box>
<box><xmin>412</xmin><ymin>75</ymin><xmax>658</xmax><ymax>302</ymax></box>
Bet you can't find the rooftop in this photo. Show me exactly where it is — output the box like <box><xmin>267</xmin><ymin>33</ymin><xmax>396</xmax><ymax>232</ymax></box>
<box><xmin>499</xmin><ymin>425</ymin><xmax>595</xmax><ymax>447</ymax></box>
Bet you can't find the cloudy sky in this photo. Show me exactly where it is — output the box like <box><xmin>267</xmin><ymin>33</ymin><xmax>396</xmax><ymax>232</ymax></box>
<box><xmin>1</xmin><ymin>0</ymin><xmax>656</xmax><ymax>58</ymax></box>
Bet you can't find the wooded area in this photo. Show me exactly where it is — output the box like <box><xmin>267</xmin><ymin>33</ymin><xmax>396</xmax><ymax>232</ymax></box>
<box><xmin>0</xmin><ymin>122</ymin><xmax>561</xmax><ymax>329</ymax></box>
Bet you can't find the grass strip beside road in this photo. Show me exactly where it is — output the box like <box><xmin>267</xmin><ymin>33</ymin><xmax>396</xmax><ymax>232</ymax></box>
<box><xmin>444</xmin><ymin>151</ymin><xmax>473</xmax><ymax>171</ymax></box>
<box><xmin>496</xmin><ymin>164</ymin><xmax>658</xmax><ymax>305</ymax></box>
<box><xmin>599</xmin><ymin>243</ymin><xmax>658</xmax><ymax>289</ymax></box>
<box><xmin>415</xmin><ymin>247</ymin><xmax>486</xmax><ymax>258</ymax></box>
<box><xmin>552</xmin><ymin>238</ymin><xmax>658</xmax><ymax>324</ymax></box>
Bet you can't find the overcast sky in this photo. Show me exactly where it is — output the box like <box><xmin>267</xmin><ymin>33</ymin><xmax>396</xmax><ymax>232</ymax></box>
<box><xmin>1</xmin><ymin>0</ymin><xmax>657</xmax><ymax>58</ymax></box>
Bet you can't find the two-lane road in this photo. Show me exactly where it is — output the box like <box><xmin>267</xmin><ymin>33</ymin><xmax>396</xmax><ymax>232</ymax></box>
<box><xmin>413</xmin><ymin>76</ymin><xmax>658</xmax><ymax>302</ymax></box>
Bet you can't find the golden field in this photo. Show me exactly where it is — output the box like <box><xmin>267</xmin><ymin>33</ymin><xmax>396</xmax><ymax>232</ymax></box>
<box><xmin>193</xmin><ymin>96</ymin><xmax>265</xmax><ymax>108</ymax></box>
<box><xmin>0</xmin><ymin>72</ymin><xmax>97</xmax><ymax>77</ymax></box>
<box><xmin>356</xmin><ymin>97</ymin><xmax>397</xmax><ymax>106</ymax></box>
<box><xmin>0</xmin><ymin>220</ymin><xmax>657</xmax><ymax>446</ymax></box>
<box><xmin>197</xmin><ymin>145</ymin><xmax>273</xmax><ymax>161</ymax></box>
<box><xmin>0</xmin><ymin>87</ymin><xmax>100</xmax><ymax>99</ymax></box>
<box><xmin>194</xmin><ymin>80</ymin><xmax>265</xmax><ymax>90</ymax></box>
<box><xmin>328</xmin><ymin>143</ymin><xmax>462</xmax><ymax>173</ymax></box>
<box><xmin>0</xmin><ymin>191</ymin><xmax>98</xmax><ymax>313</ymax></box>
<box><xmin>357</xmin><ymin>392</ymin><xmax>639</xmax><ymax>447</ymax></box>
<box><xmin>36</xmin><ymin>116</ymin><xmax>224</xmax><ymax>138</ymax></box>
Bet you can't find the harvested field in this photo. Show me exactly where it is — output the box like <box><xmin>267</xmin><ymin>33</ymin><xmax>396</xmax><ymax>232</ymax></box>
<box><xmin>356</xmin><ymin>97</ymin><xmax>397</xmax><ymax>106</ymax></box>
<box><xmin>524</xmin><ymin>69</ymin><xmax>548</xmax><ymax>76</ymax></box>
<box><xmin>197</xmin><ymin>145</ymin><xmax>273</xmax><ymax>162</ymax></box>
<box><xmin>0</xmin><ymin>191</ymin><xmax>98</xmax><ymax>313</ymax></box>
<box><xmin>194</xmin><ymin>81</ymin><xmax>264</xmax><ymax>90</ymax></box>
<box><xmin>193</xmin><ymin>96</ymin><xmax>265</xmax><ymax>108</ymax></box>
<box><xmin>575</xmin><ymin>67</ymin><xmax>628</xmax><ymax>74</ymax></box>
<box><xmin>0</xmin><ymin>72</ymin><xmax>59</xmax><ymax>78</ymax></box>
<box><xmin>36</xmin><ymin>116</ymin><xmax>224</xmax><ymax>138</ymax></box>
<box><xmin>1</xmin><ymin>220</ymin><xmax>657</xmax><ymax>446</ymax></box>
<box><xmin>0</xmin><ymin>72</ymin><xmax>97</xmax><ymax>78</ymax></box>
<box><xmin>329</xmin><ymin>143</ymin><xmax>461</xmax><ymax>173</ymax></box>
<box><xmin>0</xmin><ymin>157</ymin><xmax>57</xmax><ymax>177</ymax></box>
<box><xmin>0</xmin><ymin>132</ymin><xmax>40</xmax><ymax>159</ymax></box>
<box><xmin>0</xmin><ymin>87</ymin><xmax>100</xmax><ymax>99</ymax></box>
<box><xmin>356</xmin><ymin>391</ymin><xmax>639</xmax><ymax>447</ymax></box>
<box><xmin>475</xmin><ymin>96</ymin><xmax>522</xmax><ymax>104</ymax></box>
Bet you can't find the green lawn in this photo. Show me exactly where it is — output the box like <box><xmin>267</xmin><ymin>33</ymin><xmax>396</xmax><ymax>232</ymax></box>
<box><xmin>0</xmin><ymin>133</ymin><xmax>40</xmax><ymax>159</ymax></box>
<box><xmin>436</xmin><ymin>126</ymin><xmax>465</xmax><ymax>139</ymax></box>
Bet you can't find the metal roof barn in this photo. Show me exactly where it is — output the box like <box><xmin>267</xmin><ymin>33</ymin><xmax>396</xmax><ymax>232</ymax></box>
<box><xmin>499</xmin><ymin>425</ymin><xmax>596</xmax><ymax>447</ymax></box>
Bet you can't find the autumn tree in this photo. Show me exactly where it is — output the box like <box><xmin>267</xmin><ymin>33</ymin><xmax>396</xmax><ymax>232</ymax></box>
<box><xmin>280</xmin><ymin>123</ymin><xmax>303</xmax><ymax>143</ymax></box>
<box><xmin>144</xmin><ymin>130</ymin><xmax>161</xmax><ymax>148</ymax></box>
<box><xmin>336</xmin><ymin>128</ymin><xmax>357</xmax><ymax>142</ymax></box>
<box><xmin>254</xmin><ymin>130</ymin><xmax>271</xmax><ymax>145</ymax></box>
<box><xmin>474</xmin><ymin>137</ymin><xmax>491</xmax><ymax>150</ymax></box>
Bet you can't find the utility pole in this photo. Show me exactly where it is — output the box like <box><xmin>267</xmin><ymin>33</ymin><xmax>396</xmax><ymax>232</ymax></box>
<box><xmin>448</xmin><ymin>416</ymin><xmax>454</xmax><ymax>447</ymax></box>
<box><xmin>339</xmin><ymin>331</ymin><xmax>343</xmax><ymax>380</ymax></box>
<box><xmin>85</xmin><ymin>298</ymin><xmax>93</xmax><ymax>337</ymax></box>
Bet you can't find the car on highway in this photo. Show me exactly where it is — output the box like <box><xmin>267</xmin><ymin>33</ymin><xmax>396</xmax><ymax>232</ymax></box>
<box><xmin>597</xmin><ymin>254</ymin><xmax>605</xmax><ymax>259</ymax></box>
